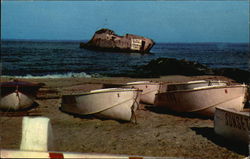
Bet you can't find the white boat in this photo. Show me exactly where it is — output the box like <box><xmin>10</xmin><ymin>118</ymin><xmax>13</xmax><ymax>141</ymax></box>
<box><xmin>61</xmin><ymin>88</ymin><xmax>141</xmax><ymax>121</ymax></box>
<box><xmin>103</xmin><ymin>81</ymin><xmax>162</xmax><ymax>105</ymax></box>
<box><xmin>214</xmin><ymin>107</ymin><xmax>250</xmax><ymax>144</ymax></box>
<box><xmin>159</xmin><ymin>80</ymin><xmax>229</xmax><ymax>92</ymax></box>
<box><xmin>154</xmin><ymin>83</ymin><xmax>247</xmax><ymax>117</ymax></box>
<box><xmin>124</xmin><ymin>81</ymin><xmax>162</xmax><ymax>105</ymax></box>
<box><xmin>0</xmin><ymin>80</ymin><xmax>44</xmax><ymax>110</ymax></box>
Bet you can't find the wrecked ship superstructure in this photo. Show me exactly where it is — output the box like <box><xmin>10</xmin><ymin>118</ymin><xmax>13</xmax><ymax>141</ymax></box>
<box><xmin>80</xmin><ymin>29</ymin><xmax>155</xmax><ymax>53</ymax></box>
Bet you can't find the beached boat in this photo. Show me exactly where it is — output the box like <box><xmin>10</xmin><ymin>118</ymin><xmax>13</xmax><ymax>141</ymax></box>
<box><xmin>0</xmin><ymin>80</ymin><xmax>44</xmax><ymax>110</ymax></box>
<box><xmin>154</xmin><ymin>83</ymin><xmax>247</xmax><ymax>117</ymax></box>
<box><xmin>123</xmin><ymin>81</ymin><xmax>162</xmax><ymax>105</ymax></box>
<box><xmin>103</xmin><ymin>81</ymin><xmax>162</xmax><ymax>105</ymax></box>
<box><xmin>124</xmin><ymin>80</ymin><xmax>228</xmax><ymax>105</ymax></box>
<box><xmin>159</xmin><ymin>80</ymin><xmax>229</xmax><ymax>92</ymax></box>
<box><xmin>61</xmin><ymin>88</ymin><xmax>141</xmax><ymax>121</ymax></box>
<box><xmin>214</xmin><ymin>107</ymin><xmax>250</xmax><ymax>144</ymax></box>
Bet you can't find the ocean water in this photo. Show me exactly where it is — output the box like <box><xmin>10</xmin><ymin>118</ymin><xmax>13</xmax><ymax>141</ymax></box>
<box><xmin>1</xmin><ymin>40</ymin><xmax>249</xmax><ymax>78</ymax></box>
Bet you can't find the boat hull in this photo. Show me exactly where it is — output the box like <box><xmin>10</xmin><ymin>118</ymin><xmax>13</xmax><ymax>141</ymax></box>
<box><xmin>214</xmin><ymin>107</ymin><xmax>250</xmax><ymax>144</ymax></box>
<box><xmin>0</xmin><ymin>92</ymin><xmax>35</xmax><ymax>110</ymax></box>
<box><xmin>0</xmin><ymin>81</ymin><xmax>42</xmax><ymax>110</ymax></box>
<box><xmin>155</xmin><ymin>85</ymin><xmax>247</xmax><ymax>117</ymax></box>
<box><xmin>80</xmin><ymin>28</ymin><xmax>155</xmax><ymax>53</ymax></box>
<box><xmin>61</xmin><ymin>88</ymin><xmax>141</xmax><ymax>121</ymax></box>
<box><xmin>160</xmin><ymin>80</ymin><xmax>228</xmax><ymax>92</ymax></box>
<box><xmin>124</xmin><ymin>81</ymin><xmax>161</xmax><ymax>105</ymax></box>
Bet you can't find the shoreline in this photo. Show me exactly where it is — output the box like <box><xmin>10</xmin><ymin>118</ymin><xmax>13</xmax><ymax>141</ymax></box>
<box><xmin>1</xmin><ymin>74</ymin><xmax>237</xmax><ymax>84</ymax></box>
<box><xmin>1</xmin><ymin>75</ymin><xmax>249</xmax><ymax>159</ymax></box>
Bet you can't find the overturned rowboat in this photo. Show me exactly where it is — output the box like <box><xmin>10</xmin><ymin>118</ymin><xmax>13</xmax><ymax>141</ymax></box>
<box><xmin>61</xmin><ymin>88</ymin><xmax>141</xmax><ymax>122</ymax></box>
<box><xmin>0</xmin><ymin>80</ymin><xmax>44</xmax><ymax>111</ymax></box>
<box><xmin>154</xmin><ymin>81</ymin><xmax>247</xmax><ymax>117</ymax></box>
<box><xmin>214</xmin><ymin>107</ymin><xmax>250</xmax><ymax>144</ymax></box>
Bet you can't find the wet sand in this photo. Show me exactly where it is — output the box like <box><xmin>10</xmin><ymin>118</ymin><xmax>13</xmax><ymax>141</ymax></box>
<box><xmin>0</xmin><ymin>75</ymin><xmax>249</xmax><ymax>159</ymax></box>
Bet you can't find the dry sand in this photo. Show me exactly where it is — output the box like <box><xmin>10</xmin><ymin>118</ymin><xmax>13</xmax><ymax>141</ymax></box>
<box><xmin>0</xmin><ymin>75</ymin><xmax>249</xmax><ymax>159</ymax></box>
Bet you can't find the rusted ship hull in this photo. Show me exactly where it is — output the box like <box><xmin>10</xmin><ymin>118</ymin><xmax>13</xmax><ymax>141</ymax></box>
<box><xmin>80</xmin><ymin>28</ymin><xmax>155</xmax><ymax>53</ymax></box>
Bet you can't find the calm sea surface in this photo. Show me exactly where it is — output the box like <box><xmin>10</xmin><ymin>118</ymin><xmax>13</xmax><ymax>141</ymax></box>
<box><xmin>1</xmin><ymin>40</ymin><xmax>249</xmax><ymax>78</ymax></box>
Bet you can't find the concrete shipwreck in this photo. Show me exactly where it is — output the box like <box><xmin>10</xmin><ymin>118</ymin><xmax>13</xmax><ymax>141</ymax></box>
<box><xmin>80</xmin><ymin>28</ymin><xmax>155</xmax><ymax>53</ymax></box>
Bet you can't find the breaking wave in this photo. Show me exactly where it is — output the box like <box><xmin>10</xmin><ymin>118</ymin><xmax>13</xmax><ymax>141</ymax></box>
<box><xmin>1</xmin><ymin>72</ymin><xmax>104</xmax><ymax>79</ymax></box>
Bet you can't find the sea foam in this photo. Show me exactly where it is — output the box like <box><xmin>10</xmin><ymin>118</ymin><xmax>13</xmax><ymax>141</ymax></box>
<box><xmin>1</xmin><ymin>72</ymin><xmax>104</xmax><ymax>79</ymax></box>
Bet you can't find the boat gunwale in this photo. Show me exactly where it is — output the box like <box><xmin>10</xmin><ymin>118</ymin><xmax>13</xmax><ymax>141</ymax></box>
<box><xmin>126</xmin><ymin>81</ymin><xmax>161</xmax><ymax>85</ymax></box>
<box><xmin>162</xmin><ymin>80</ymin><xmax>229</xmax><ymax>86</ymax></box>
<box><xmin>156</xmin><ymin>84</ymin><xmax>247</xmax><ymax>94</ymax></box>
<box><xmin>62</xmin><ymin>88</ymin><xmax>142</xmax><ymax>97</ymax></box>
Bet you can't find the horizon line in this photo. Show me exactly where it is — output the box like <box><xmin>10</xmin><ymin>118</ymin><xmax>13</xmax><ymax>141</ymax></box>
<box><xmin>2</xmin><ymin>38</ymin><xmax>249</xmax><ymax>44</ymax></box>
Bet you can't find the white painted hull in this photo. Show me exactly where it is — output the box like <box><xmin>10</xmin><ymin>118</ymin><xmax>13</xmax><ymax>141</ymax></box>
<box><xmin>159</xmin><ymin>80</ymin><xmax>228</xmax><ymax>92</ymax></box>
<box><xmin>155</xmin><ymin>84</ymin><xmax>247</xmax><ymax>117</ymax></box>
<box><xmin>0</xmin><ymin>80</ymin><xmax>43</xmax><ymax>111</ymax></box>
<box><xmin>61</xmin><ymin>88</ymin><xmax>141</xmax><ymax>121</ymax></box>
<box><xmin>123</xmin><ymin>81</ymin><xmax>161</xmax><ymax>105</ymax></box>
<box><xmin>214</xmin><ymin>107</ymin><xmax>250</xmax><ymax>144</ymax></box>
<box><xmin>0</xmin><ymin>92</ymin><xmax>35</xmax><ymax>110</ymax></box>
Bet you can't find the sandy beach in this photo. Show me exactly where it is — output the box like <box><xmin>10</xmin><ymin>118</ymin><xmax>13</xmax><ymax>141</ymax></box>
<box><xmin>0</xmin><ymin>75</ymin><xmax>249</xmax><ymax>159</ymax></box>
